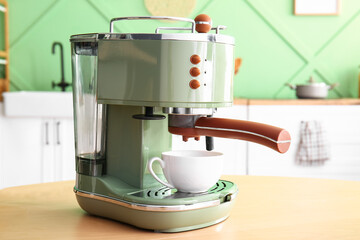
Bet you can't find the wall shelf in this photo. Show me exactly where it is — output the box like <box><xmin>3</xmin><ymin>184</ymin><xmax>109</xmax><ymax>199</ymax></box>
<box><xmin>234</xmin><ymin>98</ymin><xmax>360</xmax><ymax>106</ymax></box>
<box><xmin>0</xmin><ymin>51</ymin><xmax>7</xmax><ymax>58</ymax></box>
<box><xmin>0</xmin><ymin>0</ymin><xmax>9</xmax><ymax>101</ymax></box>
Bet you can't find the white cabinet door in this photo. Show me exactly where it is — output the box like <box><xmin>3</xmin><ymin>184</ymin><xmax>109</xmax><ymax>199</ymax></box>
<box><xmin>42</xmin><ymin>118</ymin><xmax>75</xmax><ymax>182</ymax></box>
<box><xmin>1</xmin><ymin>117</ymin><xmax>75</xmax><ymax>188</ymax></box>
<box><xmin>0</xmin><ymin>108</ymin><xmax>4</xmax><ymax>189</ymax></box>
<box><xmin>42</xmin><ymin>119</ymin><xmax>56</xmax><ymax>182</ymax></box>
<box><xmin>53</xmin><ymin>118</ymin><xmax>75</xmax><ymax>181</ymax></box>
<box><xmin>172</xmin><ymin>106</ymin><xmax>248</xmax><ymax>175</ymax></box>
<box><xmin>2</xmin><ymin>118</ymin><xmax>44</xmax><ymax>187</ymax></box>
<box><xmin>248</xmin><ymin>105</ymin><xmax>360</xmax><ymax>181</ymax></box>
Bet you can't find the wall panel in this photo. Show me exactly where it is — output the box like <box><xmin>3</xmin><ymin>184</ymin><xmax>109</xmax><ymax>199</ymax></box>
<box><xmin>6</xmin><ymin>0</ymin><xmax>360</xmax><ymax>98</ymax></box>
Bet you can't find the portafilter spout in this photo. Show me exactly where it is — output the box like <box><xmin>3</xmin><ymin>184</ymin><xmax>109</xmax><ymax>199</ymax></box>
<box><xmin>168</xmin><ymin>115</ymin><xmax>291</xmax><ymax>153</ymax></box>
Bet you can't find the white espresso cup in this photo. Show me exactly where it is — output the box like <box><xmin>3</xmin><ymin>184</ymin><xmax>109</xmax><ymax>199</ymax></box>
<box><xmin>147</xmin><ymin>150</ymin><xmax>223</xmax><ymax>193</ymax></box>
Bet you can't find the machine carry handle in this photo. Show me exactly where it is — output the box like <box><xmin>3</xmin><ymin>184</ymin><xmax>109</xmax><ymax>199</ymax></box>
<box><xmin>110</xmin><ymin>16</ymin><xmax>196</xmax><ymax>33</ymax></box>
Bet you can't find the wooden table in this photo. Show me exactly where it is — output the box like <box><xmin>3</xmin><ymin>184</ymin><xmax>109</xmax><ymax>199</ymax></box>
<box><xmin>1</xmin><ymin>176</ymin><xmax>360</xmax><ymax>240</ymax></box>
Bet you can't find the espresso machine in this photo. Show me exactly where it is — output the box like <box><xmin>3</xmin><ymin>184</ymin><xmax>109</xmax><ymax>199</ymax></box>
<box><xmin>70</xmin><ymin>15</ymin><xmax>291</xmax><ymax>232</ymax></box>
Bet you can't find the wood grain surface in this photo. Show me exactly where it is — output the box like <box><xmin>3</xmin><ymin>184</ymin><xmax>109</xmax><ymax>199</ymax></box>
<box><xmin>0</xmin><ymin>176</ymin><xmax>360</xmax><ymax>240</ymax></box>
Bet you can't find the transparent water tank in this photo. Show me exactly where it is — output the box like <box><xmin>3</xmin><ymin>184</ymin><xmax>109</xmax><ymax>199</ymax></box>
<box><xmin>71</xmin><ymin>41</ymin><xmax>107</xmax><ymax>176</ymax></box>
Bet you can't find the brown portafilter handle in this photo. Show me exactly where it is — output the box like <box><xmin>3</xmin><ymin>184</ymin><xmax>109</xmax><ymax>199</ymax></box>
<box><xmin>169</xmin><ymin>117</ymin><xmax>291</xmax><ymax>153</ymax></box>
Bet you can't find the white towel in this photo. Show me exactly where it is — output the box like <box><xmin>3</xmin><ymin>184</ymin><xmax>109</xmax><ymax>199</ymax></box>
<box><xmin>296</xmin><ymin>121</ymin><xmax>330</xmax><ymax>165</ymax></box>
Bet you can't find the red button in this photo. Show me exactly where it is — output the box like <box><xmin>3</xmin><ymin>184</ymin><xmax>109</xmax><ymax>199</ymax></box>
<box><xmin>189</xmin><ymin>80</ymin><xmax>200</xmax><ymax>89</ymax></box>
<box><xmin>189</xmin><ymin>67</ymin><xmax>201</xmax><ymax>77</ymax></box>
<box><xmin>190</xmin><ymin>55</ymin><xmax>201</xmax><ymax>64</ymax></box>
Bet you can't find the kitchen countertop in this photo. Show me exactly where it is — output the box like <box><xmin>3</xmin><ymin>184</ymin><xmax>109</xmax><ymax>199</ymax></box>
<box><xmin>234</xmin><ymin>98</ymin><xmax>360</xmax><ymax>105</ymax></box>
<box><xmin>1</xmin><ymin>176</ymin><xmax>360</xmax><ymax>239</ymax></box>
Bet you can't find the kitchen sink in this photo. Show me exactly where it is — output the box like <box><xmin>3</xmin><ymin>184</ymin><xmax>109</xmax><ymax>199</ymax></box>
<box><xmin>3</xmin><ymin>91</ymin><xmax>73</xmax><ymax>117</ymax></box>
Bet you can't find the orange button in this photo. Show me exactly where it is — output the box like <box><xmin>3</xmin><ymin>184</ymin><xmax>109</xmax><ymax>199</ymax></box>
<box><xmin>195</xmin><ymin>14</ymin><xmax>212</xmax><ymax>33</ymax></box>
<box><xmin>189</xmin><ymin>67</ymin><xmax>201</xmax><ymax>77</ymax></box>
<box><xmin>189</xmin><ymin>79</ymin><xmax>200</xmax><ymax>89</ymax></box>
<box><xmin>190</xmin><ymin>55</ymin><xmax>201</xmax><ymax>64</ymax></box>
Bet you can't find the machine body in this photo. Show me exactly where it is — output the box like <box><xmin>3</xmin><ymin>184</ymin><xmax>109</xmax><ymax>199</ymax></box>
<box><xmin>70</xmin><ymin>16</ymin><xmax>290</xmax><ymax>232</ymax></box>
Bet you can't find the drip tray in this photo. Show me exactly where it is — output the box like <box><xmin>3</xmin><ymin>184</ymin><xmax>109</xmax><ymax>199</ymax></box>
<box><xmin>129</xmin><ymin>180</ymin><xmax>234</xmax><ymax>200</ymax></box>
<box><xmin>75</xmin><ymin>176</ymin><xmax>238</xmax><ymax>211</ymax></box>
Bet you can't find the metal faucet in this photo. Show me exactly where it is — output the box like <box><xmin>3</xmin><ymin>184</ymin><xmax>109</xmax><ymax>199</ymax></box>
<box><xmin>52</xmin><ymin>42</ymin><xmax>71</xmax><ymax>92</ymax></box>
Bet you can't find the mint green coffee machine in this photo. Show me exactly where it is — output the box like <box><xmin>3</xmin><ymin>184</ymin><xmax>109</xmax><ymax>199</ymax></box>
<box><xmin>70</xmin><ymin>15</ymin><xmax>291</xmax><ymax>232</ymax></box>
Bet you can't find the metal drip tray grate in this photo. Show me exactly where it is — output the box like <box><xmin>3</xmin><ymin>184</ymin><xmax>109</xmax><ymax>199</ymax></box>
<box><xmin>209</xmin><ymin>181</ymin><xmax>228</xmax><ymax>192</ymax></box>
<box><xmin>145</xmin><ymin>187</ymin><xmax>172</xmax><ymax>199</ymax></box>
<box><xmin>129</xmin><ymin>180</ymin><xmax>234</xmax><ymax>200</ymax></box>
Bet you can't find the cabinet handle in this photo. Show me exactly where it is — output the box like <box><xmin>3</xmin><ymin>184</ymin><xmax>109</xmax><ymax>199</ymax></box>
<box><xmin>56</xmin><ymin>121</ymin><xmax>61</xmax><ymax>145</ymax></box>
<box><xmin>45</xmin><ymin>122</ymin><xmax>49</xmax><ymax>145</ymax></box>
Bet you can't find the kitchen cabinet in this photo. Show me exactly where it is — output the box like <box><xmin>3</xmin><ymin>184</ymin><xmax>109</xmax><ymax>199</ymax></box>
<box><xmin>2</xmin><ymin>101</ymin><xmax>360</xmax><ymax>188</ymax></box>
<box><xmin>247</xmin><ymin>105</ymin><xmax>360</xmax><ymax>181</ymax></box>
<box><xmin>2</xmin><ymin>117</ymin><xmax>43</xmax><ymax>187</ymax></box>
<box><xmin>42</xmin><ymin>118</ymin><xmax>75</xmax><ymax>182</ymax></box>
<box><xmin>0</xmin><ymin>105</ymin><xmax>4</xmax><ymax>189</ymax></box>
<box><xmin>1</xmin><ymin>115</ymin><xmax>75</xmax><ymax>188</ymax></box>
<box><xmin>174</xmin><ymin>104</ymin><xmax>360</xmax><ymax>180</ymax></box>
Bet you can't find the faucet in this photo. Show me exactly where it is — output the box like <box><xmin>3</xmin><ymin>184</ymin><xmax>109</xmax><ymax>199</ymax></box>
<box><xmin>52</xmin><ymin>42</ymin><xmax>71</xmax><ymax>92</ymax></box>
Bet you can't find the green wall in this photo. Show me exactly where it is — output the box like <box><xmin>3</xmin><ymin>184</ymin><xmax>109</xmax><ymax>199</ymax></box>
<box><xmin>4</xmin><ymin>0</ymin><xmax>360</xmax><ymax>99</ymax></box>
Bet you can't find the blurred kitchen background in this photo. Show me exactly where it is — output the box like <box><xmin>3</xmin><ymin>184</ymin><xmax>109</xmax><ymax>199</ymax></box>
<box><xmin>1</xmin><ymin>0</ymin><xmax>360</xmax><ymax>189</ymax></box>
